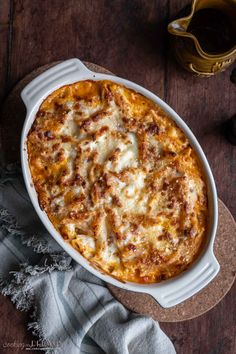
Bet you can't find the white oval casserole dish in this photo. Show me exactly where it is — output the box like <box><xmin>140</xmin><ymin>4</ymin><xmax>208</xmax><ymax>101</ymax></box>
<box><xmin>21</xmin><ymin>58</ymin><xmax>220</xmax><ymax>308</ymax></box>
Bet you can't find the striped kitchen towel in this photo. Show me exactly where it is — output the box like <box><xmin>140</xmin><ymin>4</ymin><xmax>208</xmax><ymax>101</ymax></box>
<box><xmin>0</xmin><ymin>164</ymin><xmax>175</xmax><ymax>354</ymax></box>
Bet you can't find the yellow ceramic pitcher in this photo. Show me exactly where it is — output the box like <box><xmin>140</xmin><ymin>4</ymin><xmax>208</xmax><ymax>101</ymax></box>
<box><xmin>168</xmin><ymin>0</ymin><xmax>236</xmax><ymax>76</ymax></box>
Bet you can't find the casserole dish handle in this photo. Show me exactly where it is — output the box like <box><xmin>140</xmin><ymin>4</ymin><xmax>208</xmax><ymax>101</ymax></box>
<box><xmin>146</xmin><ymin>251</ymin><xmax>220</xmax><ymax>308</ymax></box>
<box><xmin>21</xmin><ymin>58</ymin><xmax>93</xmax><ymax>111</ymax></box>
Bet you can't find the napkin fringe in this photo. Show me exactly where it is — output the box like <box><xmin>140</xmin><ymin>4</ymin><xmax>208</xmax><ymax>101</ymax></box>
<box><xmin>0</xmin><ymin>269</ymin><xmax>58</xmax><ymax>354</ymax></box>
<box><xmin>0</xmin><ymin>164</ymin><xmax>58</xmax><ymax>255</ymax></box>
<box><xmin>0</xmin><ymin>205</ymin><xmax>53</xmax><ymax>255</ymax></box>
<box><xmin>0</xmin><ymin>203</ymin><xmax>71</xmax><ymax>353</ymax></box>
<box><xmin>0</xmin><ymin>205</ymin><xmax>72</xmax><ymax>308</ymax></box>
<box><xmin>28</xmin><ymin>306</ymin><xmax>53</xmax><ymax>354</ymax></box>
<box><xmin>0</xmin><ymin>259</ymin><xmax>72</xmax><ymax>309</ymax></box>
<box><xmin>21</xmin><ymin>234</ymin><xmax>53</xmax><ymax>254</ymax></box>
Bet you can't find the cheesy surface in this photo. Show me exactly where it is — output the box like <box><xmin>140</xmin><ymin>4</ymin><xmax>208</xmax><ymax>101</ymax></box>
<box><xmin>27</xmin><ymin>80</ymin><xmax>208</xmax><ymax>283</ymax></box>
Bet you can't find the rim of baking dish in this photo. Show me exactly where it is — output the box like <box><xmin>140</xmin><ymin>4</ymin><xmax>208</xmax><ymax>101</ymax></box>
<box><xmin>20</xmin><ymin>58</ymin><xmax>219</xmax><ymax>308</ymax></box>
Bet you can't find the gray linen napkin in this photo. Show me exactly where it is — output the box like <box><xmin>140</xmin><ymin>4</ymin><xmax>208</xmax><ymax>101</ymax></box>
<box><xmin>0</xmin><ymin>164</ymin><xmax>176</xmax><ymax>354</ymax></box>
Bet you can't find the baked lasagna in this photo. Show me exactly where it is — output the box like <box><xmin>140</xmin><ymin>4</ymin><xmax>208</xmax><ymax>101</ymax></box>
<box><xmin>27</xmin><ymin>80</ymin><xmax>208</xmax><ymax>283</ymax></box>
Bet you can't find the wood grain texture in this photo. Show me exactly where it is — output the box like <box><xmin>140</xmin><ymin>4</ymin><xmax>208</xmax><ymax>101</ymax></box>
<box><xmin>8</xmin><ymin>0</ymin><xmax>168</xmax><ymax>94</ymax></box>
<box><xmin>0</xmin><ymin>1</ymin><xmax>235</xmax><ymax>353</ymax></box>
<box><xmin>162</xmin><ymin>282</ymin><xmax>236</xmax><ymax>354</ymax></box>
<box><xmin>0</xmin><ymin>0</ymin><xmax>11</xmax><ymax>101</ymax></box>
<box><xmin>0</xmin><ymin>0</ymin><xmax>11</xmax><ymax>153</ymax></box>
<box><xmin>0</xmin><ymin>296</ymin><xmax>35</xmax><ymax>354</ymax></box>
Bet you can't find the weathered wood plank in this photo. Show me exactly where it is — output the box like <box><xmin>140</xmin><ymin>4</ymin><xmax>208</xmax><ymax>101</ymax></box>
<box><xmin>0</xmin><ymin>0</ymin><xmax>11</xmax><ymax>102</ymax></box>
<box><xmin>0</xmin><ymin>295</ymin><xmax>35</xmax><ymax>354</ymax></box>
<box><xmin>162</xmin><ymin>281</ymin><xmax>236</xmax><ymax>354</ymax></box>
<box><xmin>8</xmin><ymin>0</ymin><xmax>168</xmax><ymax>97</ymax></box>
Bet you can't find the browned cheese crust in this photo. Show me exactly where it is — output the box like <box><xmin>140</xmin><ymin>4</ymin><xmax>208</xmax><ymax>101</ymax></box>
<box><xmin>27</xmin><ymin>80</ymin><xmax>208</xmax><ymax>283</ymax></box>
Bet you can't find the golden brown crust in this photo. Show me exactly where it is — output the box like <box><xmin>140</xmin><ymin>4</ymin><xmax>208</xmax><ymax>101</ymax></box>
<box><xmin>27</xmin><ymin>80</ymin><xmax>208</xmax><ymax>283</ymax></box>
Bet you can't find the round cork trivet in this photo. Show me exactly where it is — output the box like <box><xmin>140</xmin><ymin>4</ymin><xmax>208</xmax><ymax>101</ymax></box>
<box><xmin>1</xmin><ymin>62</ymin><xmax>235</xmax><ymax>321</ymax></box>
<box><xmin>108</xmin><ymin>199</ymin><xmax>236</xmax><ymax>321</ymax></box>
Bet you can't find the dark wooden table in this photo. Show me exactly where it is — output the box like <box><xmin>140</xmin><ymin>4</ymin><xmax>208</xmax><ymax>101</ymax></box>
<box><xmin>0</xmin><ymin>1</ymin><xmax>235</xmax><ymax>353</ymax></box>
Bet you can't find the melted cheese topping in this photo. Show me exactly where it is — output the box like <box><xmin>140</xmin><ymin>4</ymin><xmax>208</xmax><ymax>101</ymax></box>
<box><xmin>27</xmin><ymin>80</ymin><xmax>208</xmax><ymax>283</ymax></box>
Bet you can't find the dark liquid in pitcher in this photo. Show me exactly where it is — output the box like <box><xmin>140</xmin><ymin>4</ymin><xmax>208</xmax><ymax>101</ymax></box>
<box><xmin>188</xmin><ymin>8</ymin><xmax>235</xmax><ymax>54</ymax></box>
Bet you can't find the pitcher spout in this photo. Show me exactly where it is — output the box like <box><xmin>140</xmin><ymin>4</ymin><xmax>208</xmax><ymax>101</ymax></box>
<box><xmin>168</xmin><ymin>19</ymin><xmax>189</xmax><ymax>36</ymax></box>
